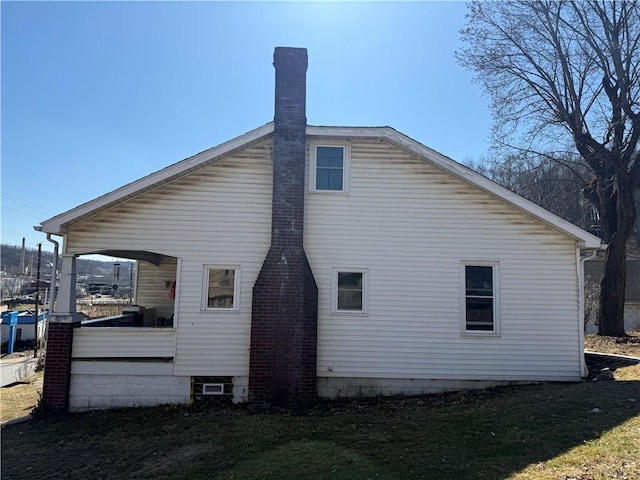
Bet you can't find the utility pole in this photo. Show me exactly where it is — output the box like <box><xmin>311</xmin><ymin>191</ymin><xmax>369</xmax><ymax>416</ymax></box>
<box><xmin>20</xmin><ymin>237</ymin><xmax>26</xmax><ymax>275</ymax></box>
<box><xmin>33</xmin><ymin>243</ymin><xmax>41</xmax><ymax>358</ymax></box>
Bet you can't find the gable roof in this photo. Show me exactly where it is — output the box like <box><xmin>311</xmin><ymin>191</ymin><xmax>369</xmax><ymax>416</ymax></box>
<box><xmin>38</xmin><ymin>123</ymin><xmax>603</xmax><ymax>249</ymax></box>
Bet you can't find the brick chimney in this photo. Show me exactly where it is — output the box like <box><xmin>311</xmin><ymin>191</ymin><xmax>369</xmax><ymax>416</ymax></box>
<box><xmin>249</xmin><ymin>47</ymin><xmax>318</xmax><ymax>405</ymax></box>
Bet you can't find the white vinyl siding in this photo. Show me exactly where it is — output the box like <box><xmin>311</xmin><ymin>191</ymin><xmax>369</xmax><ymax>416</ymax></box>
<box><xmin>72</xmin><ymin>328</ymin><xmax>176</xmax><ymax>359</ymax></box>
<box><xmin>62</xmin><ymin>135</ymin><xmax>583</xmax><ymax>386</ymax></box>
<box><xmin>136</xmin><ymin>257</ymin><xmax>177</xmax><ymax>321</ymax></box>
<box><xmin>65</xmin><ymin>140</ymin><xmax>274</xmax><ymax>377</ymax></box>
<box><xmin>306</xmin><ymin>138</ymin><xmax>582</xmax><ymax>383</ymax></box>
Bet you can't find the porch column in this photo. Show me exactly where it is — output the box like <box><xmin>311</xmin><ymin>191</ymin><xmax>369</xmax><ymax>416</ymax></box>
<box><xmin>42</xmin><ymin>254</ymin><xmax>83</xmax><ymax>413</ymax></box>
<box><xmin>55</xmin><ymin>253</ymin><xmax>78</xmax><ymax>314</ymax></box>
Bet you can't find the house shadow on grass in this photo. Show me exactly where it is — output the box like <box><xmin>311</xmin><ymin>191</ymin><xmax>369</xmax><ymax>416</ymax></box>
<box><xmin>350</xmin><ymin>356</ymin><xmax>640</xmax><ymax>480</ymax></box>
<box><xmin>216</xmin><ymin>372</ymin><xmax>640</xmax><ymax>480</ymax></box>
<box><xmin>585</xmin><ymin>351</ymin><xmax>640</xmax><ymax>376</ymax></box>
<box><xmin>219</xmin><ymin>356</ymin><xmax>640</xmax><ymax>480</ymax></box>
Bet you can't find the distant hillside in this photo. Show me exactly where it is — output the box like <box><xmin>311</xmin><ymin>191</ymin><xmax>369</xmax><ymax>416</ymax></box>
<box><xmin>1</xmin><ymin>244</ymin><xmax>133</xmax><ymax>276</ymax></box>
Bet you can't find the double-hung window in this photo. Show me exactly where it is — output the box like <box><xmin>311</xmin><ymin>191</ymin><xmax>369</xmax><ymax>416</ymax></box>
<box><xmin>203</xmin><ymin>266</ymin><xmax>240</xmax><ymax>311</ymax></box>
<box><xmin>332</xmin><ymin>268</ymin><xmax>368</xmax><ymax>314</ymax></box>
<box><xmin>311</xmin><ymin>143</ymin><xmax>349</xmax><ymax>192</ymax></box>
<box><xmin>462</xmin><ymin>262</ymin><xmax>499</xmax><ymax>334</ymax></box>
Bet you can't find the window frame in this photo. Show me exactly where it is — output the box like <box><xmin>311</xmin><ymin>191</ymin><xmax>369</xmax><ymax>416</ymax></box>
<box><xmin>460</xmin><ymin>261</ymin><xmax>500</xmax><ymax>336</ymax></box>
<box><xmin>309</xmin><ymin>141</ymin><xmax>350</xmax><ymax>193</ymax></box>
<box><xmin>331</xmin><ymin>267</ymin><xmax>368</xmax><ymax>315</ymax></box>
<box><xmin>202</xmin><ymin>265</ymin><xmax>241</xmax><ymax>312</ymax></box>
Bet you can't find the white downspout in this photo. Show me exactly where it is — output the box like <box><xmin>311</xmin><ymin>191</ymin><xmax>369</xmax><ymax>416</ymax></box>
<box><xmin>34</xmin><ymin>227</ymin><xmax>61</xmax><ymax>339</ymax></box>
<box><xmin>46</xmin><ymin>234</ymin><xmax>60</xmax><ymax>313</ymax></box>
<box><xmin>578</xmin><ymin>248</ymin><xmax>599</xmax><ymax>377</ymax></box>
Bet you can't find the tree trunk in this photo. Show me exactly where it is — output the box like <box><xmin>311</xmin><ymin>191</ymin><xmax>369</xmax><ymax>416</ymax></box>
<box><xmin>598</xmin><ymin>234</ymin><xmax>627</xmax><ymax>336</ymax></box>
<box><xmin>597</xmin><ymin>173</ymin><xmax>636</xmax><ymax>337</ymax></box>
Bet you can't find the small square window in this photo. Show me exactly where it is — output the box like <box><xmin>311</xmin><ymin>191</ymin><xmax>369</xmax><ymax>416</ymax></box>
<box><xmin>461</xmin><ymin>262</ymin><xmax>499</xmax><ymax>334</ymax></box>
<box><xmin>332</xmin><ymin>268</ymin><xmax>368</xmax><ymax>314</ymax></box>
<box><xmin>203</xmin><ymin>267</ymin><xmax>239</xmax><ymax>310</ymax></box>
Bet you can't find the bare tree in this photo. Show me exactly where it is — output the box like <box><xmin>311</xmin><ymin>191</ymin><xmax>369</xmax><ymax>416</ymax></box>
<box><xmin>459</xmin><ymin>1</ymin><xmax>640</xmax><ymax>336</ymax></box>
<box><xmin>1</xmin><ymin>275</ymin><xmax>25</xmax><ymax>299</ymax></box>
<box><xmin>468</xmin><ymin>153</ymin><xmax>599</xmax><ymax>232</ymax></box>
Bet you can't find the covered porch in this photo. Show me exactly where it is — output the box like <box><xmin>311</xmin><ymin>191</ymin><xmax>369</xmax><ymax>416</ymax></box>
<box><xmin>43</xmin><ymin>248</ymin><xmax>183</xmax><ymax>412</ymax></box>
<box><xmin>56</xmin><ymin>249</ymin><xmax>178</xmax><ymax>328</ymax></box>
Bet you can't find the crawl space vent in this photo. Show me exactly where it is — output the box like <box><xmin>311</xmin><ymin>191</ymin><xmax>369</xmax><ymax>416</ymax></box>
<box><xmin>192</xmin><ymin>376</ymin><xmax>233</xmax><ymax>403</ymax></box>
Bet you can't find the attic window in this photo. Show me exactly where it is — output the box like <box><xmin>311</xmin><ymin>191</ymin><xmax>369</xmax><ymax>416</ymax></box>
<box><xmin>311</xmin><ymin>142</ymin><xmax>350</xmax><ymax>192</ymax></box>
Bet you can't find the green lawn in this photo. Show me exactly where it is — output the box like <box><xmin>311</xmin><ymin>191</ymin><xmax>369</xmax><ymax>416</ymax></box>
<box><xmin>2</xmin><ymin>368</ymin><xmax>639</xmax><ymax>480</ymax></box>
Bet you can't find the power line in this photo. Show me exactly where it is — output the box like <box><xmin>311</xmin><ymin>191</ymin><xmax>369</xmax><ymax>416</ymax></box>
<box><xmin>1</xmin><ymin>192</ymin><xmax>57</xmax><ymax>216</ymax></box>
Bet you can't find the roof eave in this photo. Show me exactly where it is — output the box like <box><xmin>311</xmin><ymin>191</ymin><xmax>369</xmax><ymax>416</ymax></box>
<box><xmin>38</xmin><ymin>123</ymin><xmax>275</xmax><ymax>235</ymax></box>
<box><xmin>307</xmin><ymin>125</ymin><xmax>604</xmax><ymax>249</ymax></box>
<box><xmin>39</xmin><ymin>123</ymin><xmax>605</xmax><ymax>251</ymax></box>
<box><xmin>382</xmin><ymin>129</ymin><xmax>604</xmax><ymax>249</ymax></box>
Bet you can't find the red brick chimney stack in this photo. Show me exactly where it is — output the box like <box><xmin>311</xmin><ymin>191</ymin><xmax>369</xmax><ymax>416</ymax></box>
<box><xmin>249</xmin><ymin>47</ymin><xmax>319</xmax><ymax>405</ymax></box>
<box><xmin>271</xmin><ymin>47</ymin><xmax>308</xmax><ymax>249</ymax></box>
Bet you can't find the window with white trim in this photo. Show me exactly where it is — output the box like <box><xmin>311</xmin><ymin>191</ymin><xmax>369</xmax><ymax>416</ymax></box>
<box><xmin>310</xmin><ymin>143</ymin><xmax>349</xmax><ymax>192</ymax></box>
<box><xmin>203</xmin><ymin>267</ymin><xmax>240</xmax><ymax>310</ymax></box>
<box><xmin>332</xmin><ymin>268</ymin><xmax>367</xmax><ymax>314</ymax></box>
<box><xmin>462</xmin><ymin>262</ymin><xmax>499</xmax><ymax>334</ymax></box>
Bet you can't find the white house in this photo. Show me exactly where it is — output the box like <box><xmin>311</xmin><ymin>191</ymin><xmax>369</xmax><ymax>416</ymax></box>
<box><xmin>37</xmin><ymin>48</ymin><xmax>603</xmax><ymax>413</ymax></box>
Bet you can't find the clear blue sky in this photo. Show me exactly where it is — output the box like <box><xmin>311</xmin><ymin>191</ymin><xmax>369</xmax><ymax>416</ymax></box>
<box><xmin>1</xmin><ymin>1</ymin><xmax>491</xmax><ymax>253</ymax></box>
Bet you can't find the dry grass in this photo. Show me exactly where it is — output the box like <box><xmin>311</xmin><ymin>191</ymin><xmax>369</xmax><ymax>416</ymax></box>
<box><xmin>2</xmin><ymin>378</ymin><xmax>639</xmax><ymax>480</ymax></box>
<box><xmin>0</xmin><ymin>371</ymin><xmax>43</xmax><ymax>422</ymax></box>
<box><xmin>585</xmin><ymin>331</ymin><xmax>640</xmax><ymax>357</ymax></box>
<box><xmin>1</xmin><ymin>334</ymin><xmax>638</xmax><ymax>479</ymax></box>
<box><xmin>510</xmin><ymin>414</ymin><xmax>640</xmax><ymax>480</ymax></box>
<box><xmin>8</xmin><ymin>299</ymin><xmax>133</xmax><ymax>319</ymax></box>
<box><xmin>76</xmin><ymin>303</ymin><xmax>128</xmax><ymax>319</ymax></box>
<box><xmin>614</xmin><ymin>363</ymin><xmax>640</xmax><ymax>380</ymax></box>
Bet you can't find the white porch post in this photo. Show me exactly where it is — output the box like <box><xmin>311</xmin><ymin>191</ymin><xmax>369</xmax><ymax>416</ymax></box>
<box><xmin>56</xmin><ymin>253</ymin><xmax>78</xmax><ymax>314</ymax></box>
<box><xmin>44</xmin><ymin>253</ymin><xmax>83</xmax><ymax>413</ymax></box>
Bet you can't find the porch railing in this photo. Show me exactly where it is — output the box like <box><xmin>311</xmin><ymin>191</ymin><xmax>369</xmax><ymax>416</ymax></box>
<box><xmin>72</xmin><ymin>327</ymin><xmax>176</xmax><ymax>360</ymax></box>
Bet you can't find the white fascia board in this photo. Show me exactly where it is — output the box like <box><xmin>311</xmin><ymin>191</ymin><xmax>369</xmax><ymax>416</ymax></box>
<box><xmin>306</xmin><ymin>125</ymin><xmax>392</xmax><ymax>138</ymax></box>
<box><xmin>307</xmin><ymin>125</ymin><xmax>604</xmax><ymax>250</ymax></box>
<box><xmin>39</xmin><ymin>123</ymin><xmax>275</xmax><ymax>234</ymax></box>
